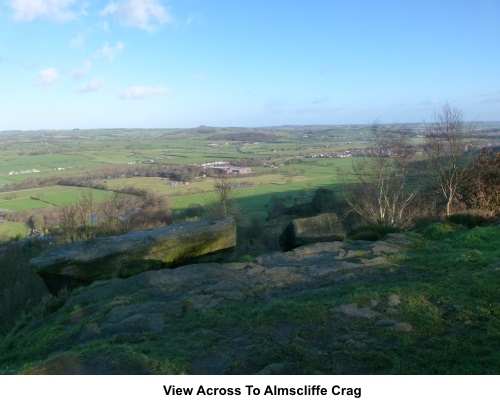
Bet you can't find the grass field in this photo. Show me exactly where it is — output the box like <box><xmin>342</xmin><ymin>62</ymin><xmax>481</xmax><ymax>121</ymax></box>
<box><xmin>0</xmin><ymin>221</ymin><xmax>27</xmax><ymax>240</ymax></box>
<box><xmin>0</xmin><ymin>186</ymin><xmax>116</xmax><ymax>212</ymax></box>
<box><xmin>0</xmin><ymin>124</ymin><xmax>498</xmax><ymax>238</ymax></box>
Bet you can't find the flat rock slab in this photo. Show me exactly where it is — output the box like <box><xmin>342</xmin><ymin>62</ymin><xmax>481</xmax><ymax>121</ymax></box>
<box><xmin>30</xmin><ymin>217</ymin><xmax>236</xmax><ymax>291</ymax></box>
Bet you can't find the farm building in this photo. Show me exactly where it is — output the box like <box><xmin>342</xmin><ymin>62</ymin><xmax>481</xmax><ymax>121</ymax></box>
<box><xmin>231</xmin><ymin>167</ymin><xmax>251</xmax><ymax>174</ymax></box>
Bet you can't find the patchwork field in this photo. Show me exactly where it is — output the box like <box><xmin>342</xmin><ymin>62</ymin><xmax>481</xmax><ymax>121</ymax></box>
<box><xmin>0</xmin><ymin>186</ymin><xmax>115</xmax><ymax>212</ymax></box>
<box><xmin>0</xmin><ymin>123</ymin><xmax>498</xmax><ymax>238</ymax></box>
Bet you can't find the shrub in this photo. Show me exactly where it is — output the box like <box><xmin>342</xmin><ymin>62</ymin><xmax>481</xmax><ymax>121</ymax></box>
<box><xmin>447</xmin><ymin>213</ymin><xmax>488</xmax><ymax>229</ymax></box>
<box><xmin>348</xmin><ymin>224</ymin><xmax>402</xmax><ymax>241</ymax></box>
<box><xmin>421</xmin><ymin>222</ymin><xmax>466</xmax><ymax>240</ymax></box>
<box><xmin>311</xmin><ymin>187</ymin><xmax>339</xmax><ymax>214</ymax></box>
<box><xmin>349</xmin><ymin>230</ymin><xmax>380</xmax><ymax>241</ymax></box>
<box><xmin>458</xmin><ymin>148</ymin><xmax>500</xmax><ymax>214</ymax></box>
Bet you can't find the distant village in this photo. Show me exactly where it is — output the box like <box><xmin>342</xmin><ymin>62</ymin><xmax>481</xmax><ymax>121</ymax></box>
<box><xmin>8</xmin><ymin>169</ymin><xmax>40</xmax><ymax>175</ymax></box>
<box><xmin>200</xmin><ymin>162</ymin><xmax>252</xmax><ymax>175</ymax></box>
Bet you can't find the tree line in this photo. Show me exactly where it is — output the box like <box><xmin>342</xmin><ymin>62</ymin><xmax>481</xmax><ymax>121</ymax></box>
<box><xmin>340</xmin><ymin>103</ymin><xmax>499</xmax><ymax>228</ymax></box>
<box><xmin>4</xmin><ymin>188</ymin><xmax>171</xmax><ymax>243</ymax></box>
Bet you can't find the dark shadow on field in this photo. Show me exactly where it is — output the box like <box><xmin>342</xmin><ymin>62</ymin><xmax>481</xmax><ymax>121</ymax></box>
<box><xmin>169</xmin><ymin>183</ymin><xmax>346</xmax><ymax>224</ymax></box>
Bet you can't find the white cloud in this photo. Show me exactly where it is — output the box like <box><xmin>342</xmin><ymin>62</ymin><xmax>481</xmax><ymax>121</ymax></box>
<box><xmin>101</xmin><ymin>0</ymin><xmax>173</xmax><ymax>32</ymax></box>
<box><xmin>77</xmin><ymin>78</ymin><xmax>104</xmax><ymax>93</ymax></box>
<box><xmin>37</xmin><ymin>67</ymin><xmax>59</xmax><ymax>85</ymax></box>
<box><xmin>71</xmin><ymin>42</ymin><xmax>123</xmax><ymax>80</ymax></box>
<box><xmin>93</xmin><ymin>42</ymin><xmax>124</xmax><ymax>61</ymax></box>
<box><xmin>8</xmin><ymin>0</ymin><xmax>77</xmax><ymax>21</ymax></box>
<box><xmin>72</xmin><ymin>59</ymin><xmax>92</xmax><ymax>78</ymax></box>
<box><xmin>120</xmin><ymin>85</ymin><xmax>169</xmax><ymax>100</ymax></box>
<box><xmin>69</xmin><ymin>29</ymin><xmax>91</xmax><ymax>50</ymax></box>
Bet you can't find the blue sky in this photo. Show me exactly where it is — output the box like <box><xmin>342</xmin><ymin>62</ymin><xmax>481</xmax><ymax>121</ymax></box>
<box><xmin>0</xmin><ymin>0</ymin><xmax>499</xmax><ymax>130</ymax></box>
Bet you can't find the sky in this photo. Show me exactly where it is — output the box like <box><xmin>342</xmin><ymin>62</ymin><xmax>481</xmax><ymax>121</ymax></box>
<box><xmin>0</xmin><ymin>0</ymin><xmax>499</xmax><ymax>130</ymax></box>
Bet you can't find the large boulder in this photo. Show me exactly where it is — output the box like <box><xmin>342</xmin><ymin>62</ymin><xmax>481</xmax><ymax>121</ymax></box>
<box><xmin>30</xmin><ymin>217</ymin><xmax>236</xmax><ymax>293</ymax></box>
<box><xmin>1</xmin><ymin>246</ymin><xmax>51</xmax><ymax>334</ymax></box>
<box><xmin>280</xmin><ymin>213</ymin><xmax>345</xmax><ymax>250</ymax></box>
<box><xmin>10</xmin><ymin>233</ymin><xmax>413</xmax><ymax>374</ymax></box>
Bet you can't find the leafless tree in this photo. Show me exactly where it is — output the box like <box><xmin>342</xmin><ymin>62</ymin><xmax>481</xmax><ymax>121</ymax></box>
<box><xmin>58</xmin><ymin>204</ymin><xmax>79</xmax><ymax>243</ymax></box>
<box><xmin>100</xmin><ymin>193</ymin><xmax>138</xmax><ymax>234</ymax></box>
<box><xmin>58</xmin><ymin>189</ymin><xmax>97</xmax><ymax>242</ymax></box>
<box><xmin>213</xmin><ymin>172</ymin><xmax>235</xmax><ymax>217</ymax></box>
<box><xmin>345</xmin><ymin>122</ymin><xmax>420</xmax><ymax>228</ymax></box>
<box><xmin>424</xmin><ymin>103</ymin><xmax>477</xmax><ymax>216</ymax></box>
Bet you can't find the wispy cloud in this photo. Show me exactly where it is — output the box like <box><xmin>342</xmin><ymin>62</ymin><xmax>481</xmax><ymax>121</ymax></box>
<box><xmin>8</xmin><ymin>0</ymin><xmax>78</xmax><ymax>21</ymax></box>
<box><xmin>476</xmin><ymin>90</ymin><xmax>500</xmax><ymax>105</ymax></box>
<box><xmin>120</xmin><ymin>85</ymin><xmax>169</xmax><ymax>100</ymax></box>
<box><xmin>93</xmin><ymin>41</ymin><xmax>124</xmax><ymax>61</ymax></box>
<box><xmin>265</xmin><ymin>100</ymin><xmax>285</xmax><ymax>114</ymax></box>
<box><xmin>418</xmin><ymin>99</ymin><xmax>440</xmax><ymax>106</ymax></box>
<box><xmin>101</xmin><ymin>0</ymin><xmax>173</xmax><ymax>32</ymax></box>
<box><xmin>72</xmin><ymin>59</ymin><xmax>92</xmax><ymax>79</ymax></box>
<box><xmin>69</xmin><ymin>28</ymin><xmax>92</xmax><ymax>50</ymax></box>
<box><xmin>70</xmin><ymin>32</ymin><xmax>85</xmax><ymax>50</ymax></box>
<box><xmin>192</xmin><ymin>72</ymin><xmax>208</xmax><ymax>80</ymax></box>
<box><xmin>293</xmin><ymin>106</ymin><xmax>342</xmax><ymax>114</ymax></box>
<box><xmin>77</xmin><ymin>78</ymin><xmax>104</xmax><ymax>93</ymax></box>
<box><xmin>37</xmin><ymin>67</ymin><xmax>59</xmax><ymax>85</ymax></box>
<box><xmin>312</xmin><ymin>97</ymin><xmax>330</xmax><ymax>105</ymax></box>
<box><xmin>72</xmin><ymin>42</ymin><xmax>124</xmax><ymax>79</ymax></box>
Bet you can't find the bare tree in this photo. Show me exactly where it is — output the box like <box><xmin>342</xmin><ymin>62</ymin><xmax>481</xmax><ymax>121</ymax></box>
<box><xmin>424</xmin><ymin>103</ymin><xmax>477</xmax><ymax>216</ymax></box>
<box><xmin>100</xmin><ymin>193</ymin><xmax>138</xmax><ymax>234</ymax></box>
<box><xmin>345</xmin><ymin>122</ymin><xmax>419</xmax><ymax>228</ymax></box>
<box><xmin>58</xmin><ymin>204</ymin><xmax>79</xmax><ymax>243</ymax></box>
<box><xmin>58</xmin><ymin>189</ymin><xmax>97</xmax><ymax>242</ymax></box>
<box><xmin>213</xmin><ymin>171</ymin><xmax>235</xmax><ymax>217</ymax></box>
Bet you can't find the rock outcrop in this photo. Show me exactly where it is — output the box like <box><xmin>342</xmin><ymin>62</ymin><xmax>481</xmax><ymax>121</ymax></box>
<box><xmin>11</xmin><ymin>233</ymin><xmax>417</xmax><ymax>374</ymax></box>
<box><xmin>0</xmin><ymin>249</ymin><xmax>51</xmax><ymax>334</ymax></box>
<box><xmin>30</xmin><ymin>217</ymin><xmax>236</xmax><ymax>293</ymax></box>
<box><xmin>279</xmin><ymin>213</ymin><xmax>345</xmax><ymax>250</ymax></box>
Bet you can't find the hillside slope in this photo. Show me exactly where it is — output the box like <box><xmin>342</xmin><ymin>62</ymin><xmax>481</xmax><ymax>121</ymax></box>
<box><xmin>1</xmin><ymin>226</ymin><xmax>499</xmax><ymax>374</ymax></box>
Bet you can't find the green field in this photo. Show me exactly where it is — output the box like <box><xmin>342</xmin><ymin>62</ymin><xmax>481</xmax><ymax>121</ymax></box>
<box><xmin>0</xmin><ymin>221</ymin><xmax>27</xmax><ymax>240</ymax></box>
<box><xmin>0</xmin><ymin>186</ymin><xmax>116</xmax><ymax>212</ymax></box>
<box><xmin>0</xmin><ymin>124</ymin><xmax>499</xmax><ymax>238</ymax></box>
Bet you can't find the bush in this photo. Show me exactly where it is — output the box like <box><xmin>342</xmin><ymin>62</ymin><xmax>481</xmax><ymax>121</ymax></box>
<box><xmin>185</xmin><ymin>203</ymin><xmax>206</xmax><ymax>218</ymax></box>
<box><xmin>348</xmin><ymin>224</ymin><xmax>402</xmax><ymax>241</ymax></box>
<box><xmin>311</xmin><ymin>187</ymin><xmax>339</xmax><ymax>214</ymax></box>
<box><xmin>422</xmin><ymin>222</ymin><xmax>466</xmax><ymax>240</ymax></box>
<box><xmin>447</xmin><ymin>213</ymin><xmax>488</xmax><ymax>229</ymax></box>
<box><xmin>458</xmin><ymin>148</ymin><xmax>500</xmax><ymax>213</ymax></box>
<box><xmin>349</xmin><ymin>230</ymin><xmax>380</xmax><ymax>241</ymax></box>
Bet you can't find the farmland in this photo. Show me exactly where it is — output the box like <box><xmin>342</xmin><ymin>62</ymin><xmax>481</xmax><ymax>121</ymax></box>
<box><xmin>1</xmin><ymin>123</ymin><xmax>499</xmax><ymax>239</ymax></box>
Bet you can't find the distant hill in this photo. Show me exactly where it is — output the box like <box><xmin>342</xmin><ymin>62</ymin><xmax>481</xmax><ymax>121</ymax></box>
<box><xmin>207</xmin><ymin>132</ymin><xmax>282</xmax><ymax>142</ymax></box>
<box><xmin>194</xmin><ymin>125</ymin><xmax>219</xmax><ymax>134</ymax></box>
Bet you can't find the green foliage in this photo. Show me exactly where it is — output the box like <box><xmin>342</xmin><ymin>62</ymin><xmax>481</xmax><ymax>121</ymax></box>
<box><xmin>447</xmin><ymin>213</ymin><xmax>488</xmax><ymax>229</ymax></box>
<box><xmin>458</xmin><ymin>148</ymin><xmax>500</xmax><ymax>213</ymax></box>
<box><xmin>349</xmin><ymin>224</ymin><xmax>402</xmax><ymax>241</ymax></box>
<box><xmin>421</xmin><ymin>221</ymin><xmax>466</xmax><ymax>240</ymax></box>
<box><xmin>311</xmin><ymin>187</ymin><xmax>340</xmax><ymax>214</ymax></box>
